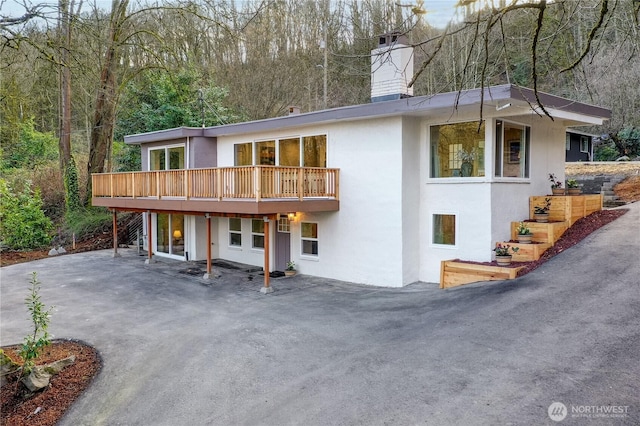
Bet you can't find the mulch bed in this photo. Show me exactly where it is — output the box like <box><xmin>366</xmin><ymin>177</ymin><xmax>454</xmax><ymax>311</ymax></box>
<box><xmin>452</xmin><ymin>209</ymin><xmax>628</xmax><ymax>276</ymax></box>
<box><xmin>515</xmin><ymin>209</ymin><xmax>627</xmax><ymax>276</ymax></box>
<box><xmin>0</xmin><ymin>340</ymin><xmax>101</xmax><ymax>426</ymax></box>
<box><xmin>0</xmin><ymin>235</ymin><xmax>114</xmax><ymax>267</ymax></box>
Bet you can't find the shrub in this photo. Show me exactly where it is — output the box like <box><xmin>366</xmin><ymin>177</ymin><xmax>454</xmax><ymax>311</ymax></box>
<box><xmin>64</xmin><ymin>207</ymin><xmax>112</xmax><ymax>237</ymax></box>
<box><xmin>0</xmin><ymin>179</ymin><xmax>53</xmax><ymax>249</ymax></box>
<box><xmin>19</xmin><ymin>272</ymin><xmax>53</xmax><ymax>376</ymax></box>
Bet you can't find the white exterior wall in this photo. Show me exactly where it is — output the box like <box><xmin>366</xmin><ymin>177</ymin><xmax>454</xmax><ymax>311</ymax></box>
<box><xmin>401</xmin><ymin>117</ymin><xmax>421</xmax><ymax>285</ymax></box>
<box><xmin>209</xmin><ymin>111</ymin><xmax>572</xmax><ymax>286</ymax></box>
<box><xmin>216</xmin><ymin>217</ymin><xmax>273</xmax><ymax>268</ymax></box>
<box><xmin>190</xmin><ymin>216</ymin><xmax>219</xmax><ymax>261</ymax></box>
<box><xmin>215</xmin><ymin>117</ymin><xmax>406</xmax><ymax>287</ymax></box>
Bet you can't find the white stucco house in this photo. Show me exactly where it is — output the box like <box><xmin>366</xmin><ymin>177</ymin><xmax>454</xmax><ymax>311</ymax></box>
<box><xmin>92</xmin><ymin>34</ymin><xmax>611</xmax><ymax>289</ymax></box>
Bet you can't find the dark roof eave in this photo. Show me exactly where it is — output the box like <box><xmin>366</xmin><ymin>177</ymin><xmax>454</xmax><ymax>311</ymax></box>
<box><xmin>507</xmin><ymin>86</ymin><xmax>611</xmax><ymax>119</ymax></box>
<box><xmin>122</xmin><ymin>85</ymin><xmax>611</xmax><ymax>142</ymax></box>
<box><xmin>124</xmin><ymin>127</ymin><xmax>205</xmax><ymax>144</ymax></box>
<box><xmin>203</xmin><ymin>85</ymin><xmax>610</xmax><ymax>137</ymax></box>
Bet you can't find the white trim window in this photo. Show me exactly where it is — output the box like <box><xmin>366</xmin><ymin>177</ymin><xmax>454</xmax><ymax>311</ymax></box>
<box><xmin>494</xmin><ymin>120</ymin><xmax>530</xmax><ymax>178</ymax></box>
<box><xmin>149</xmin><ymin>144</ymin><xmax>185</xmax><ymax>171</ymax></box>
<box><xmin>229</xmin><ymin>218</ymin><xmax>242</xmax><ymax>247</ymax></box>
<box><xmin>232</xmin><ymin>134</ymin><xmax>327</xmax><ymax>168</ymax></box>
<box><xmin>301</xmin><ymin>222</ymin><xmax>318</xmax><ymax>256</ymax></box>
<box><xmin>278</xmin><ymin>215</ymin><xmax>291</xmax><ymax>233</ymax></box>
<box><xmin>432</xmin><ymin>214</ymin><xmax>456</xmax><ymax>246</ymax></box>
<box><xmin>430</xmin><ymin>121</ymin><xmax>485</xmax><ymax>178</ymax></box>
<box><xmin>251</xmin><ymin>219</ymin><xmax>265</xmax><ymax>249</ymax></box>
<box><xmin>580</xmin><ymin>136</ymin><xmax>589</xmax><ymax>153</ymax></box>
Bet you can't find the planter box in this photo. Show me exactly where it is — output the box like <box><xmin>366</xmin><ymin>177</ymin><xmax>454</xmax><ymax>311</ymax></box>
<box><xmin>511</xmin><ymin>221</ymin><xmax>569</xmax><ymax>245</ymax></box>
<box><xmin>529</xmin><ymin>194</ymin><xmax>602</xmax><ymax>225</ymax></box>
<box><xmin>440</xmin><ymin>260</ymin><xmax>525</xmax><ymax>289</ymax></box>
<box><xmin>497</xmin><ymin>241</ymin><xmax>551</xmax><ymax>262</ymax></box>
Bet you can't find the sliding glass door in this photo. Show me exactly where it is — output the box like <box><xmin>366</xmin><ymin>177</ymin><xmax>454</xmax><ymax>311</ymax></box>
<box><xmin>156</xmin><ymin>214</ymin><xmax>184</xmax><ymax>258</ymax></box>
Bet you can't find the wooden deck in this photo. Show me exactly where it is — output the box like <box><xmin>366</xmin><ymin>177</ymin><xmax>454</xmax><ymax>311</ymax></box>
<box><xmin>92</xmin><ymin>166</ymin><xmax>340</xmax><ymax>214</ymax></box>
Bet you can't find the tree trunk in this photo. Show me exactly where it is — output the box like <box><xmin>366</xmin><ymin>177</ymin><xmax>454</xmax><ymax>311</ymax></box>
<box><xmin>59</xmin><ymin>0</ymin><xmax>72</xmax><ymax>172</ymax></box>
<box><xmin>85</xmin><ymin>0</ymin><xmax>128</xmax><ymax>205</ymax></box>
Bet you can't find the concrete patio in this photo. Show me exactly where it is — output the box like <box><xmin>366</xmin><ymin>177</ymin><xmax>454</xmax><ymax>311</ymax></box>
<box><xmin>1</xmin><ymin>203</ymin><xmax>639</xmax><ymax>425</ymax></box>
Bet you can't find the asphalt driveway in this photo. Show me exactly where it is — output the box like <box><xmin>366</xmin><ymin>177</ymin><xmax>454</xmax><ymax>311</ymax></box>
<box><xmin>1</xmin><ymin>203</ymin><xmax>639</xmax><ymax>425</ymax></box>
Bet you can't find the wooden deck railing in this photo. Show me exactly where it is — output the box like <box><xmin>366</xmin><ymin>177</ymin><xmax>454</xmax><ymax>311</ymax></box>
<box><xmin>92</xmin><ymin>166</ymin><xmax>339</xmax><ymax>201</ymax></box>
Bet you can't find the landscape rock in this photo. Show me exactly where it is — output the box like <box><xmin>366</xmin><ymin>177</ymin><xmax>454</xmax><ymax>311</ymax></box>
<box><xmin>57</xmin><ymin>246</ymin><xmax>67</xmax><ymax>254</ymax></box>
<box><xmin>21</xmin><ymin>355</ymin><xmax>76</xmax><ymax>392</ymax></box>
<box><xmin>48</xmin><ymin>248</ymin><xmax>59</xmax><ymax>256</ymax></box>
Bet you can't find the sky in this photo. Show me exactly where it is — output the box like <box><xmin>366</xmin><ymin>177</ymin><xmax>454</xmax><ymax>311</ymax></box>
<box><xmin>1</xmin><ymin>0</ymin><xmax>462</xmax><ymax>28</ymax></box>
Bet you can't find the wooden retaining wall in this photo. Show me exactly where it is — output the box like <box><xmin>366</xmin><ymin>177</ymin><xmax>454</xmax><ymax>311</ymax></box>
<box><xmin>439</xmin><ymin>195</ymin><xmax>603</xmax><ymax>289</ymax></box>
<box><xmin>501</xmin><ymin>242</ymin><xmax>551</xmax><ymax>262</ymax></box>
<box><xmin>510</xmin><ymin>221</ymin><xmax>569</xmax><ymax>246</ymax></box>
<box><xmin>440</xmin><ymin>261</ymin><xmax>525</xmax><ymax>289</ymax></box>
<box><xmin>529</xmin><ymin>194</ymin><xmax>602</xmax><ymax>225</ymax></box>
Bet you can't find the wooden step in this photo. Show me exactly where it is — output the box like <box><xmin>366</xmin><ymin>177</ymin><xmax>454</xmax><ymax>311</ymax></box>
<box><xmin>440</xmin><ymin>260</ymin><xmax>525</xmax><ymax>289</ymax></box>
<box><xmin>511</xmin><ymin>221</ymin><xmax>569</xmax><ymax>245</ymax></box>
<box><xmin>496</xmin><ymin>241</ymin><xmax>551</xmax><ymax>262</ymax></box>
<box><xmin>529</xmin><ymin>194</ymin><xmax>602</xmax><ymax>225</ymax></box>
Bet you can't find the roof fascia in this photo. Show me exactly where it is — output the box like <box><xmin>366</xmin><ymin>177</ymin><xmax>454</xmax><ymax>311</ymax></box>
<box><xmin>507</xmin><ymin>86</ymin><xmax>611</xmax><ymax>120</ymax></box>
<box><xmin>124</xmin><ymin>127</ymin><xmax>205</xmax><ymax>144</ymax></box>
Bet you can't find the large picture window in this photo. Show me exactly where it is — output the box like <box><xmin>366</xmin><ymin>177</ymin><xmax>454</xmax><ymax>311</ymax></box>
<box><xmin>279</xmin><ymin>138</ymin><xmax>301</xmax><ymax>166</ymax></box>
<box><xmin>303</xmin><ymin>135</ymin><xmax>327</xmax><ymax>167</ymax></box>
<box><xmin>150</xmin><ymin>145</ymin><xmax>184</xmax><ymax>171</ymax></box>
<box><xmin>495</xmin><ymin>120</ymin><xmax>530</xmax><ymax>178</ymax></box>
<box><xmin>256</xmin><ymin>140</ymin><xmax>276</xmax><ymax>165</ymax></box>
<box><xmin>234</xmin><ymin>143</ymin><xmax>252</xmax><ymax>166</ymax></box>
<box><xmin>432</xmin><ymin>214</ymin><xmax>456</xmax><ymax>246</ymax></box>
<box><xmin>430</xmin><ymin>122</ymin><xmax>484</xmax><ymax>178</ymax></box>
<box><xmin>234</xmin><ymin>135</ymin><xmax>327</xmax><ymax>168</ymax></box>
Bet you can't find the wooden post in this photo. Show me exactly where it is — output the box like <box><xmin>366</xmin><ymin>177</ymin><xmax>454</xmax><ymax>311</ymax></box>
<box><xmin>112</xmin><ymin>210</ymin><xmax>120</xmax><ymax>257</ymax></box>
<box><xmin>255</xmin><ymin>166</ymin><xmax>262</xmax><ymax>202</ymax></box>
<box><xmin>261</xmin><ymin>217</ymin><xmax>272</xmax><ymax>293</ymax></box>
<box><xmin>146</xmin><ymin>211</ymin><xmax>153</xmax><ymax>263</ymax></box>
<box><xmin>206</xmin><ymin>214</ymin><xmax>212</xmax><ymax>275</ymax></box>
<box><xmin>298</xmin><ymin>168</ymin><xmax>304</xmax><ymax>201</ymax></box>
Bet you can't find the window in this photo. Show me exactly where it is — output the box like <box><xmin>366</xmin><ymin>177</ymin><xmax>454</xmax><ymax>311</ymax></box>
<box><xmin>235</xmin><ymin>135</ymin><xmax>327</xmax><ymax>168</ymax></box>
<box><xmin>278</xmin><ymin>215</ymin><xmax>291</xmax><ymax>233</ymax></box>
<box><xmin>150</xmin><ymin>146</ymin><xmax>184</xmax><ymax>171</ymax></box>
<box><xmin>150</xmin><ymin>149</ymin><xmax>166</xmax><ymax>171</ymax></box>
<box><xmin>430</xmin><ymin>121</ymin><xmax>485</xmax><ymax>177</ymax></box>
<box><xmin>251</xmin><ymin>219</ymin><xmax>265</xmax><ymax>249</ymax></box>
<box><xmin>566</xmin><ymin>134</ymin><xmax>571</xmax><ymax>151</ymax></box>
<box><xmin>580</xmin><ymin>136</ymin><xmax>589</xmax><ymax>153</ymax></box>
<box><xmin>279</xmin><ymin>138</ymin><xmax>300</xmax><ymax>166</ymax></box>
<box><xmin>256</xmin><ymin>140</ymin><xmax>276</xmax><ymax>165</ymax></box>
<box><xmin>433</xmin><ymin>214</ymin><xmax>455</xmax><ymax>246</ymax></box>
<box><xmin>234</xmin><ymin>143</ymin><xmax>252</xmax><ymax>166</ymax></box>
<box><xmin>301</xmin><ymin>222</ymin><xmax>318</xmax><ymax>256</ymax></box>
<box><xmin>494</xmin><ymin>120</ymin><xmax>530</xmax><ymax>178</ymax></box>
<box><xmin>303</xmin><ymin>135</ymin><xmax>327</xmax><ymax>167</ymax></box>
<box><xmin>229</xmin><ymin>218</ymin><xmax>242</xmax><ymax>247</ymax></box>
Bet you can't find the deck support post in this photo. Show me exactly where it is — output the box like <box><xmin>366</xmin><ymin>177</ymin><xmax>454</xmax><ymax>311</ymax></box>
<box><xmin>203</xmin><ymin>214</ymin><xmax>214</xmax><ymax>279</ymax></box>
<box><xmin>260</xmin><ymin>216</ymin><xmax>273</xmax><ymax>294</ymax></box>
<box><xmin>145</xmin><ymin>210</ymin><xmax>155</xmax><ymax>264</ymax></box>
<box><xmin>112</xmin><ymin>210</ymin><xmax>120</xmax><ymax>258</ymax></box>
